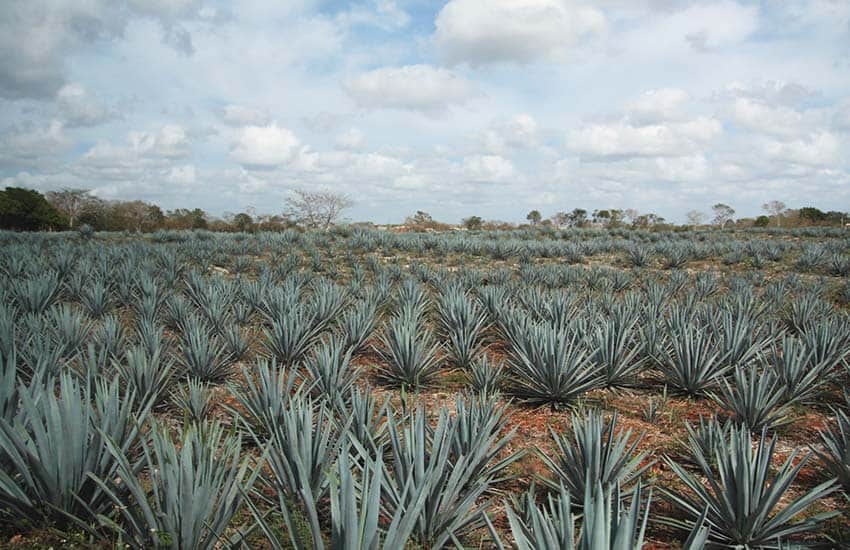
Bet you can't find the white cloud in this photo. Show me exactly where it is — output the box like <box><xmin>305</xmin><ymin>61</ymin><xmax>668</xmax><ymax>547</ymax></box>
<box><xmin>165</xmin><ymin>164</ymin><xmax>197</xmax><ymax>185</ymax></box>
<box><xmin>145</xmin><ymin>124</ymin><xmax>190</xmax><ymax>158</ymax></box>
<box><xmin>730</xmin><ymin>97</ymin><xmax>806</xmax><ymax>139</ymax></box>
<box><xmin>230</xmin><ymin>123</ymin><xmax>303</xmax><ymax>168</ymax></box>
<box><xmin>626</xmin><ymin>88</ymin><xmax>690</xmax><ymax>124</ymax></box>
<box><xmin>56</xmin><ymin>83</ymin><xmax>114</xmax><ymax>127</ymax></box>
<box><xmin>221</xmin><ymin>105</ymin><xmax>271</xmax><ymax>127</ymax></box>
<box><xmin>344</xmin><ymin>65</ymin><xmax>475</xmax><ymax>112</ymax></box>
<box><xmin>0</xmin><ymin>119</ymin><xmax>71</xmax><ymax>167</ymax></box>
<box><xmin>335</xmin><ymin>127</ymin><xmax>365</xmax><ymax>151</ymax></box>
<box><xmin>568</xmin><ymin>117</ymin><xmax>722</xmax><ymax>158</ymax></box>
<box><xmin>763</xmin><ymin>131</ymin><xmax>841</xmax><ymax>166</ymax></box>
<box><xmin>435</xmin><ymin>0</ymin><xmax>606</xmax><ymax>65</ymax></box>
<box><xmin>462</xmin><ymin>155</ymin><xmax>516</xmax><ymax>182</ymax></box>
<box><xmin>336</xmin><ymin>0</ymin><xmax>410</xmax><ymax>31</ymax></box>
<box><xmin>481</xmin><ymin>114</ymin><xmax>540</xmax><ymax>153</ymax></box>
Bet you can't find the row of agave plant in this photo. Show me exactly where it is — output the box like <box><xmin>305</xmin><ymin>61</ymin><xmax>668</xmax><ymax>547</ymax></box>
<box><xmin>1</xmin><ymin>348</ymin><xmax>847</xmax><ymax>548</ymax></box>
<box><xmin>0</xmin><ymin>232</ymin><xmax>849</xmax><ymax>547</ymax></box>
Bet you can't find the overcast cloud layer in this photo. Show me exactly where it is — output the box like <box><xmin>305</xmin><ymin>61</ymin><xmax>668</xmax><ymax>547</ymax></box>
<box><xmin>1</xmin><ymin>0</ymin><xmax>849</xmax><ymax>223</ymax></box>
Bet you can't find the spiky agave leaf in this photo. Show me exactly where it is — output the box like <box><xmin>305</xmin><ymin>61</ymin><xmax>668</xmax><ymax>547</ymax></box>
<box><xmin>656</xmin><ymin>323</ymin><xmax>727</xmax><ymax>396</ymax></box>
<box><xmin>228</xmin><ymin>358</ymin><xmax>301</xmax><ymax>437</ymax></box>
<box><xmin>467</xmin><ymin>355</ymin><xmax>506</xmax><ymax>397</ymax></box>
<box><xmin>115</xmin><ymin>345</ymin><xmax>173</xmax><ymax>411</ymax></box>
<box><xmin>814</xmin><ymin>406</ymin><xmax>850</xmax><ymax>491</ymax></box>
<box><xmin>302</xmin><ymin>337</ymin><xmax>358</xmax><ymax>405</ymax></box>
<box><xmin>437</xmin><ymin>286</ymin><xmax>490</xmax><ymax>370</ymax></box>
<box><xmin>92</xmin><ymin>420</ymin><xmax>260</xmax><ymax>550</ymax></box>
<box><xmin>662</xmin><ymin>425</ymin><xmax>838</xmax><ymax>547</ymax></box>
<box><xmin>0</xmin><ymin>373</ymin><xmax>148</xmax><ymax>531</ymax></box>
<box><xmin>539</xmin><ymin>409</ymin><xmax>651</xmax><ymax>497</ymax></box>
<box><xmin>177</xmin><ymin>314</ymin><xmax>232</xmax><ymax>383</ymax></box>
<box><xmin>171</xmin><ymin>377</ymin><xmax>214</xmax><ymax>422</ymax></box>
<box><xmin>501</xmin><ymin>480</ymin><xmax>652</xmax><ymax>550</ymax></box>
<box><xmin>709</xmin><ymin>363</ymin><xmax>794</xmax><ymax>432</ymax></box>
<box><xmin>507</xmin><ymin>323</ymin><xmax>603</xmax><ymax>409</ymax></box>
<box><xmin>374</xmin><ymin>313</ymin><xmax>441</xmax><ymax>389</ymax></box>
<box><xmin>382</xmin><ymin>404</ymin><xmax>497</xmax><ymax>549</ymax></box>
<box><xmin>763</xmin><ymin>335</ymin><xmax>835</xmax><ymax>404</ymax></box>
<box><xmin>592</xmin><ymin>315</ymin><xmax>645</xmax><ymax>389</ymax></box>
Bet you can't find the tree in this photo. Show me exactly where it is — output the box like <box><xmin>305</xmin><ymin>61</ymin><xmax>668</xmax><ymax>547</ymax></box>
<box><xmin>712</xmin><ymin>203</ymin><xmax>735</xmax><ymax>227</ymax></box>
<box><xmin>0</xmin><ymin>187</ymin><xmax>67</xmax><ymax>231</ymax></box>
<box><xmin>526</xmin><ymin>210</ymin><xmax>542</xmax><ymax>226</ymax></box>
<box><xmin>551</xmin><ymin>211</ymin><xmax>569</xmax><ymax>228</ymax></box>
<box><xmin>567</xmin><ymin>208</ymin><xmax>588</xmax><ymax>228</ymax></box>
<box><xmin>406</xmin><ymin>211</ymin><xmax>434</xmax><ymax>227</ymax></box>
<box><xmin>115</xmin><ymin>200</ymin><xmax>162</xmax><ymax>232</ymax></box>
<box><xmin>45</xmin><ymin>188</ymin><xmax>100</xmax><ymax>229</ymax></box>
<box><xmin>762</xmin><ymin>200</ymin><xmax>786</xmax><ymax>227</ymax></box>
<box><xmin>799</xmin><ymin>207</ymin><xmax>826</xmax><ymax>224</ymax></box>
<box><xmin>462</xmin><ymin>216</ymin><xmax>483</xmax><ymax>230</ymax></box>
<box><xmin>686</xmin><ymin>210</ymin><xmax>706</xmax><ymax>227</ymax></box>
<box><xmin>232</xmin><ymin>212</ymin><xmax>255</xmax><ymax>233</ymax></box>
<box><xmin>623</xmin><ymin>208</ymin><xmax>639</xmax><ymax>225</ymax></box>
<box><xmin>592</xmin><ymin>209</ymin><xmax>610</xmax><ymax>226</ymax></box>
<box><xmin>284</xmin><ymin>188</ymin><xmax>353</xmax><ymax>231</ymax></box>
<box><xmin>754</xmin><ymin>215</ymin><xmax>770</xmax><ymax>227</ymax></box>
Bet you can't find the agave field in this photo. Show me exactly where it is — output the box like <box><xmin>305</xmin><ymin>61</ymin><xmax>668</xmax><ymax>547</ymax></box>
<box><xmin>2</xmin><ymin>226</ymin><xmax>850</xmax><ymax>548</ymax></box>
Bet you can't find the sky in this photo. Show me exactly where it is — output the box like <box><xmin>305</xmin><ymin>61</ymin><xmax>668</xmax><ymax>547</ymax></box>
<box><xmin>1</xmin><ymin>0</ymin><xmax>849</xmax><ymax>224</ymax></box>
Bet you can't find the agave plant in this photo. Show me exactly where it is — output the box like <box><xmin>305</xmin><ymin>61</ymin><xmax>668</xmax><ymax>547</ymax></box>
<box><xmin>245</xmin><ymin>394</ymin><xmax>346</xmax><ymax>547</ymax></box>
<box><xmin>656</xmin><ymin>323</ymin><xmax>727</xmax><ymax>396</ymax></box>
<box><xmin>171</xmin><ymin>378</ymin><xmax>215</xmax><ymax>422</ymax></box>
<box><xmin>592</xmin><ymin>316</ymin><xmax>645</xmax><ymax>389</ymax></box>
<box><xmin>92</xmin><ymin>420</ymin><xmax>260</xmax><ymax>550</ymax></box>
<box><xmin>0</xmin><ymin>373</ymin><xmax>148</xmax><ymax>531</ymax></box>
<box><xmin>507</xmin><ymin>323</ymin><xmax>602</xmax><ymax>409</ymax></box>
<box><xmin>337</xmin><ymin>299</ymin><xmax>379</xmax><ymax>356</ymax></box>
<box><xmin>374</xmin><ymin>313</ymin><xmax>441</xmax><ymax>388</ymax></box>
<box><xmin>228</xmin><ymin>359</ymin><xmax>300</xmax><ymax>436</ymax></box>
<box><xmin>662</xmin><ymin>425</ymin><xmax>838</xmax><ymax>547</ymax></box>
<box><xmin>115</xmin><ymin>345</ymin><xmax>173</xmax><ymax>410</ymax></box>
<box><xmin>540</xmin><ymin>410</ymin><xmax>651</xmax><ymax>497</ymax></box>
<box><xmin>709</xmin><ymin>363</ymin><xmax>794</xmax><ymax>432</ymax></box>
<box><xmin>814</xmin><ymin>406</ymin><xmax>850</xmax><ymax>491</ymax></box>
<box><xmin>437</xmin><ymin>287</ymin><xmax>490</xmax><ymax>370</ymax></box>
<box><xmin>450</xmin><ymin>393</ymin><xmax>520</xmax><ymax>489</ymax></box>
<box><xmin>381</xmin><ymin>404</ymin><xmax>501</xmax><ymax>549</ymax></box>
<box><xmin>302</xmin><ymin>337</ymin><xmax>358</xmax><ymax>405</ymax></box>
<box><xmin>262</xmin><ymin>306</ymin><xmax>327</xmax><ymax>367</ymax></box>
<box><xmin>763</xmin><ymin>335</ymin><xmax>835</xmax><ymax>404</ymax></box>
<box><xmin>247</xmin><ymin>450</ymin><xmax>427</xmax><ymax>550</ymax></box>
<box><xmin>10</xmin><ymin>271</ymin><xmax>60</xmax><ymax>315</ymax></box>
<box><xmin>684</xmin><ymin>415</ymin><xmax>732</xmax><ymax>467</ymax></box>
<box><xmin>500</xmin><ymin>481</ymin><xmax>653</xmax><ymax>550</ymax></box>
<box><xmin>177</xmin><ymin>315</ymin><xmax>232</xmax><ymax>383</ymax></box>
<box><xmin>468</xmin><ymin>355</ymin><xmax>506</xmax><ymax>396</ymax></box>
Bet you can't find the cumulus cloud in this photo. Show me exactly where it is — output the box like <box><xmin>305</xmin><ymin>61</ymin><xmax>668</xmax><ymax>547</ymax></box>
<box><xmin>0</xmin><ymin>0</ymin><xmax>206</xmax><ymax>99</ymax></box>
<box><xmin>763</xmin><ymin>131</ymin><xmax>841</xmax><ymax>166</ymax></box>
<box><xmin>481</xmin><ymin>114</ymin><xmax>540</xmax><ymax>153</ymax></box>
<box><xmin>434</xmin><ymin>0</ymin><xmax>606</xmax><ymax>65</ymax></box>
<box><xmin>461</xmin><ymin>155</ymin><xmax>517</xmax><ymax>182</ymax></box>
<box><xmin>344</xmin><ymin>65</ymin><xmax>475</xmax><ymax>112</ymax></box>
<box><xmin>730</xmin><ymin>97</ymin><xmax>806</xmax><ymax>139</ymax></box>
<box><xmin>626</xmin><ymin>88</ymin><xmax>690</xmax><ymax>124</ymax></box>
<box><xmin>230</xmin><ymin>123</ymin><xmax>303</xmax><ymax>168</ymax></box>
<box><xmin>568</xmin><ymin>117</ymin><xmax>722</xmax><ymax>158</ymax></box>
<box><xmin>335</xmin><ymin>128</ymin><xmax>366</xmax><ymax>151</ymax></box>
<box><xmin>0</xmin><ymin>119</ymin><xmax>72</xmax><ymax>167</ymax></box>
<box><xmin>336</xmin><ymin>0</ymin><xmax>410</xmax><ymax>31</ymax></box>
<box><xmin>221</xmin><ymin>105</ymin><xmax>272</xmax><ymax>127</ymax></box>
<box><xmin>57</xmin><ymin>83</ymin><xmax>114</xmax><ymax>127</ymax></box>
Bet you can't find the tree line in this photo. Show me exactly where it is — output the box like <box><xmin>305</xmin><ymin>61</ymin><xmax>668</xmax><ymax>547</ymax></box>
<box><xmin>0</xmin><ymin>186</ymin><xmax>846</xmax><ymax>233</ymax></box>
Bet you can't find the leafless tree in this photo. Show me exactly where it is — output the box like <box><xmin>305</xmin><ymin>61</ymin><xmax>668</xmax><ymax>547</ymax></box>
<box><xmin>762</xmin><ymin>200</ymin><xmax>786</xmax><ymax>227</ymax></box>
<box><xmin>623</xmin><ymin>208</ymin><xmax>639</xmax><ymax>225</ymax></box>
<box><xmin>686</xmin><ymin>210</ymin><xmax>706</xmax><ymax>226</ymax></box>
<box><xmin>284</xmin><ymin>188</ymin><xmax>354</xmax><ymax>230</ymax></box>
<box><xmin>45</xmin><ymin>188</ymin><xmax>100</xmax><ymax>228</ymax></box>
<box><xmin>712</xmin><ymin>203</ymin><xmax>736</xmax><ymax>227</ymax></box>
